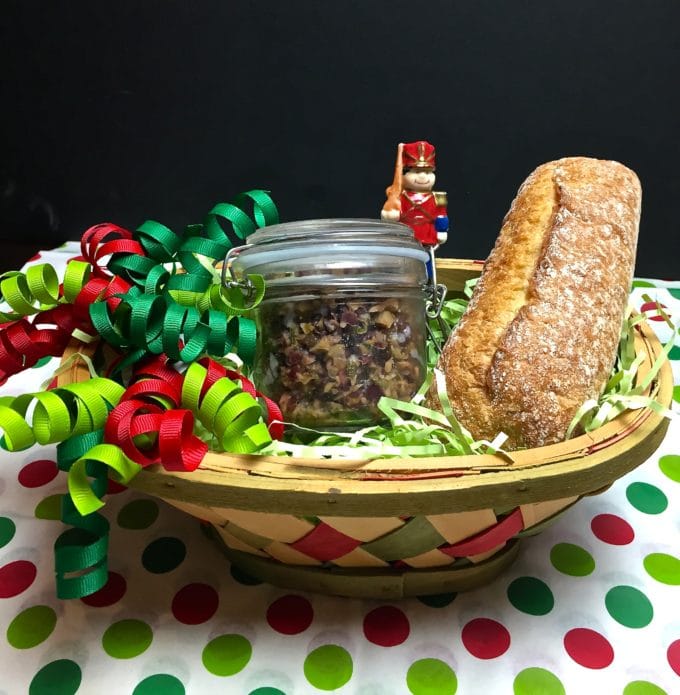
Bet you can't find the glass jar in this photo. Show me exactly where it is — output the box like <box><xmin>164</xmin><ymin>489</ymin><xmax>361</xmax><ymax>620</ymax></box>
<box><xmin>229</xmin><ymin>219</ymin><xmax>430</xmax><ymax>429</ymax></box>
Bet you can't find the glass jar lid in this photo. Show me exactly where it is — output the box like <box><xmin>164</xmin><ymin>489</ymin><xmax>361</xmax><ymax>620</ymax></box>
<box><xmin>231</xmin><ymin>218</ymin><xmax>429</xmax><ymax>291</ymax></box>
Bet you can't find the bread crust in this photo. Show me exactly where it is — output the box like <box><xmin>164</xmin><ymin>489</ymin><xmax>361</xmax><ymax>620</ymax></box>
<box><xmin>429</xmin><ymin>157</ymin><xmax>641</xmax><ymax>449</ymax></box>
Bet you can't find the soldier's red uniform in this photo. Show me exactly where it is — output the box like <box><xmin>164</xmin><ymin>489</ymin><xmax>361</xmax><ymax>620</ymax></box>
<box><xmin>399</xmin><ymin>189</ymin><xmax>448</xmax><ymax>246</ymax></box>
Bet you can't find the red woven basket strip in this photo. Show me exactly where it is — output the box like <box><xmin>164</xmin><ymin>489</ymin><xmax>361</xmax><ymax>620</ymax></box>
<box><xmin>290</xmin><ymin>522</ymin><xmax>362</xmax><ymax>563</ymax></box>
<box><xmin>439</xmin><ymin>508</ymin><xmax>524</xmax><ymax>557</ymax></box>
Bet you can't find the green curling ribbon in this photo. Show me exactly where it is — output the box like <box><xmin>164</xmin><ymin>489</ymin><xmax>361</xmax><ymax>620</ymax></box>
<box><xmin>181</xmin><ymin>362</ymin><xmax>272</xmax><ymax>453</ymax></box>
<box><xmin>0</xmin><ymin>378</ymin><xmax>124</xmax><ymax>452</ymax></box>
<box><xmin>0</xmin><ymin>264</ymin><xmax>61</xmax><ymax>321</ymax></box>
<box><xmin>55</xmin><ymin>431</ymin><xmax>111</xmax><ymax>599</ymax></box>
<box><xmin>135</xmin><ymin>219</ymin><xmax>183</xmax><ymax>262</ymax></box>
<box><xmin>55</xmin><ymin>497</ymin><xmax>111</xmax><ymax>600</ymax></box>
<box><xmin>88</xmin><ymin>288</ymin><xmax>258</xmax><ymax>365</ymax></box>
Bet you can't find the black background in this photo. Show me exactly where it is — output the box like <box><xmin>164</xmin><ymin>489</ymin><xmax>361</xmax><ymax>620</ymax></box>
<box><xmin>1</xmin><ymin>1</ymin><xmax>678</xmax><ymax>276</ymax></box>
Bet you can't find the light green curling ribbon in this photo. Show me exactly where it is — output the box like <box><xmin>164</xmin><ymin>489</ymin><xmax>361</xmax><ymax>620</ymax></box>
<box><xmin>181</xmin><ymin>362</ymin><xmax>272</xmax><ymax>454</ymax></box>
<box><xmin>67</xmin><ymin>444</ymin><xmax>141</xmax><ymax>516</ymax></box>
<box><xmin>0</xmin><ymin>378</ymin><xmax>129</xmax><ymax>598</ymax></box>
<box><xmin>0</xmin><ymin>378</ymin><xmax>124</xmax><ymax>451</ymax></box>
<box><xmin>0</xmin><ymin>263</ymin><xmax>62</xmax><ymax>321</ymax></box>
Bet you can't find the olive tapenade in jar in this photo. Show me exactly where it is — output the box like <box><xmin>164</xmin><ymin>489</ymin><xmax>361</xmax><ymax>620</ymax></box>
<box><xmin>229</xmin><ymin>219</ymin><xmax>430</xmax><ymax>429</ymax></box>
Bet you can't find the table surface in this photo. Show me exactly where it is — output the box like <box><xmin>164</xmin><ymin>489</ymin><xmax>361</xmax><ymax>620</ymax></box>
<box><xmin>1</xmin><ymin>243</ymin><xmax>679</xmax><ymax>695</ymax></box>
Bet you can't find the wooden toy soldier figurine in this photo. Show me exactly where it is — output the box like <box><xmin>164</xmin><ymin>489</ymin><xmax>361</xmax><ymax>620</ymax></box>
<box><xmin>382</xmin><ymin>140</ymin><xmax>450</xmax><ymax>344</ymax></box>
<box><xmin>381</xmin><ymin>141</ymin><xmax>449</xmax><ymax>250</ymax></box>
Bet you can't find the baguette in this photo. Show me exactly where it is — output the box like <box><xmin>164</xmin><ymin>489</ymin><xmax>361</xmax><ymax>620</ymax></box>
<box><xmin>428</xmin><ymin>156</ymin><xmax>641</xmax><ymax>449</ymax></box>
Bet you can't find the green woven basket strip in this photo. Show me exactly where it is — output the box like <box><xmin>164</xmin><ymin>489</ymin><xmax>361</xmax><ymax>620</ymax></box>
<box><xmin>359</xmin><ymin>516</ymin><xmax>447</xmax><ymax>562</ymax></box>
<box><xmin>223</xmin><ymin>521</ymin><xmax>272</xmax><ymax>551</ymax></box>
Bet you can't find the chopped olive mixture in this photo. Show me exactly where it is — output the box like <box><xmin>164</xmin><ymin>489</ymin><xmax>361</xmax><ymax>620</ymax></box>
<box><xmin>254</xmin><ymin>295</ymin><xmax>426</xmax><ymax>427</ymax></box>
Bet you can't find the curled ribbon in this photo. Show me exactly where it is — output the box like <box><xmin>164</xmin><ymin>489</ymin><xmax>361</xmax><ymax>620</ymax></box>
<box><xmin>0</xmin><ymin>190</ymin><xmax>282</xmax><ymax>599</ymax></box>
<box><xmin>0</xmin><ymin>378</ymin><xmax>124</xmax><ymax>451</ymax></box>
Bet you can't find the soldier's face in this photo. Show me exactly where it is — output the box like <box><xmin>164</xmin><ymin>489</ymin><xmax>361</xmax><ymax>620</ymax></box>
<box><xmin>403</xmin><ymin>168</ymin><xmax>435</xmax><ymax>192</ymax></box>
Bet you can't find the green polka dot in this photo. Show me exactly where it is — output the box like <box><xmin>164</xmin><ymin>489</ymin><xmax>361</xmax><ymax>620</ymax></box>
<box><xmin>32</xmin><ymin>356</ymin><xmax>53</xmax><ymax>369</ymax></box>
<box><xmin>507</xmin><ymin>576</ymin><xmax>554</xmax><ymax>616</ymax></box>
<box><xmin>202</xmin><ymin>634</ymin><xmax>252</xmax><ymax>676</ymax></box>
<box><xmin>669</xmin><ymin>345</ymin><xmax>680</xmax><ymax>361</ymax></box>
<box><xmin>406</xmin><ymin>658</ymin><xmax>457</xmax><ymax>695</ymax></box>
<box><xmin>632</xmin><ymin>280</ymin><xmax>656</xmax><ymax>289</ymax></box>
<box><xmin>623</xmin><ymin>680</ymin><xmax>668</xmax><ymax>695</ymax></box>
<box><xmin>668</xmin><ymin>287</ymin><xmax>680</xmax><ymax>300</ymax></box>
<box><xmin>550</xmin><ymin>542</ymin><xmax>595</xmax><ymax>576</ymax></box>
<box><xmin>142</xmin><ymin>537</ymin><xmax>186</xmax><ymax>573</ymax></box>
<box><xmin>304</xmin><ymin>645</ymin><xmax>353</xmax><ymax>691</ymax></box>
<box><xmin>643</xmin><ymin>553</ymin><xmax>680</xmax><ymax>585</ymax></box>
<box><xmin>248</xmin><ymin>689</ymin><xmax>286</xmax><ymax>695</ymax></box>
<box><xmin>133</xmin><ymin>674</ymin><xmax>185</xmax><ymax>695</ymax></box>
<box><xmin>513</xmin><ymin>667</ymin><xmax>565</xmax><ymax>695</ymax></box>
<box><xmin>605</xmin><ymin>585</ymin><xmax>653</xmax><ymax>628</ymax></box>
<box><xmin>626</xmin><ymin>482</ymin><xmax>668</xmax><ymax>514</ymax></box>
<box><xmin>417</xmin><ymin>592</ymin><xmax>457</xmax><ymax>608</ymax></box>
<box><xmin>7</xmin><ymin>605</ymin><xmax>57</xmax><ymax>649</ymax></box>
<box><xmin>29</xmin><ymin>659</ymin><xmax>82</xmax><ymax>695</ymax></box>
<box><xmin>117</xmin><ymin>499</ymin><xmax>159</xmax><ymax>529</ymax></box>
<box><xmin>0</xmin><ymin>516</ymin><xmax>16</xmax><ymax>548</ymax></box>
<box><xmin>673</xmin><ymin>385</ymin><xmax>680</xmax><ymax>404</ymax></box>
<box><xmin>659</xmin><ymin>455</ymin><xmax>680</xmax><ymax>482</ymax></box>
<box><xmin>102</xmin><ymin>619</ymin><xmax>153</xmax><ymax>659</ymax></box>
<box><xmin>34</xmin><ymin>494</ymin><xmax>62</xmax><ymax>520</ymax></box>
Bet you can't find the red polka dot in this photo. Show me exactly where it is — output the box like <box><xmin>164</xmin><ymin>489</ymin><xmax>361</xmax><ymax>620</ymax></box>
<box><xmin>0</xmin><ymin>560</ymin><xmax>37</xmax><ymax>598</ymax></box>
<box><xmin>564</xmin><ymin>628</ymin><xmax>614</xmax><ymax>669</ymax></box>
<box><xmin>668</xmin><ymin>639</ymin><xmax>680</xmax><ymax>677</ymax></box>
<box><xmin>81</xmin><ymin>572</ymin><xmax>127</xmax><ymax>607</ymax></box>
<box><xmin>266</xmin><ymin>594</ymin><xmax>314</xmax><ymax>635</ymax></box>
<box><xmin>363</xmin><ymin>606</ymin><xmax>410</xmax><ymax>647</ymax></box>
<box><xmin>18</xmin><ymin>459</ymin><xmax>59</xmax><ymax>488</ymax></box>
<box><xmin>639</xmin><ymin>301</ymin><xmax>670</xmax><ymax>322</ymax></box>
<box><xmin>590</xmin><ymin>514</ymin><xmax>635</xmax><ymax>545</ymax></box>
<box><xmin>461</xmin><ymin>618</ymin><xmax>511</xmax><ymax>659</ymax></box>
<box><xmin>171</xmin><ymin>583</ymin><xmax>219</xmax><ymax>625</ymax></box>
<box><xmin>107</xmin><ymin>479</ymin><xmax>128</xmax><ymax>495</ymax></box>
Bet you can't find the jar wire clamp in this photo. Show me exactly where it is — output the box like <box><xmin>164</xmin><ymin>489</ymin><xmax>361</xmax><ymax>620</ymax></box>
<box><xmin>222</xmin><ymin>244</ymin><xmax>258</xmax><ymax>308</ymax></box>
<box><xmin>424</xmin><ymin>248</ymin><xmax>450</xmax><ymax>352</ymax></box>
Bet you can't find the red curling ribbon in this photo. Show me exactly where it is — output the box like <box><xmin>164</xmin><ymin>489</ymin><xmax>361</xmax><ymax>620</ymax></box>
<box><xmin>0</xmin><ymin>303</ymin><xmax>92</xmax><ymax>385</ymax></box>
<box><xmin>73</xmin><ymin>274</ymin><xmax>131</xmax><ymax>316</ymax></box>
<box><xmin>122</xmin><ymin>379</ymin><xmax>182</xmax><ymax>409</ymax></box>
<box><xmin>80</xmin><ymin>223</ymin><xmax>138</xmax><ymax>277</ymax></box>
<box><xmin>103</xmin><ymin>358</ymin><xmax>210</xmax><ymax>472</ymax></box>
<box><xmin>158</xmin><ymin>409</ymin><xmax>207</xmax><ymax>472</ymax></box>
<box><xmin>132</xmin><ymin>355</ymin><xmax>184</xmax><ymax>395</ymax></box>
<box><xmin>104</xmin><ymin>400</ymin><xmax>164</xmax><ymax>466</ymax></box>
<box><xmin>104</xmin><ymin>397</ymin><xmax>207</xmax><ymax>472</ymax></box>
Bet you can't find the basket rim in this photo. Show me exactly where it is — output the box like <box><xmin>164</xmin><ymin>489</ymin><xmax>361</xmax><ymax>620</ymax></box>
<box><xmin>56</xmin><ymin>258</ymin><xmax>674</xmax><ymax>517</ymax></box>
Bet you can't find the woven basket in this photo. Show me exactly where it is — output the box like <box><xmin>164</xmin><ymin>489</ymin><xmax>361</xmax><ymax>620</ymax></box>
<box><xmin>58</xmin><ymin>259</ymin><xmax>673</xmax><ymax>598</ymax></box>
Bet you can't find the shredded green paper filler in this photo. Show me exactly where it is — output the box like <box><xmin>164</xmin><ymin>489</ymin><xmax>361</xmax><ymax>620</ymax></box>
<box><xmin>257</xmin><ymin>284</ymin><xmax>675</xmax><ymax>461</ymax></box>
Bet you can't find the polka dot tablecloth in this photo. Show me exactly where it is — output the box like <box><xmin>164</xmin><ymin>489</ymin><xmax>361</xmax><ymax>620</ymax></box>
<box><xmin>1</xmin><ymin>245</ymin><xmax>680</xmax><ymax>694</ymax></box>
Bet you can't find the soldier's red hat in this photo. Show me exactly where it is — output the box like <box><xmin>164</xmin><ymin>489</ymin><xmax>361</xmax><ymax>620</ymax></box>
<box><xmin>402</xmin><ymin>141</ymin><xmax>436</xmax><ymax>170</ymax></box>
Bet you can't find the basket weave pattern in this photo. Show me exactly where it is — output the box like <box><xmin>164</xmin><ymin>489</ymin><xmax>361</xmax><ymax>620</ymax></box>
<box><xmin>58</xmin><ymin>260</ymin><xmax>673</xmax><ymax>596</ymax></box>
<box><xmin>167</xmin><ymin>496</ymin><xmax>577</xmax><ymax>568</ymax></box>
